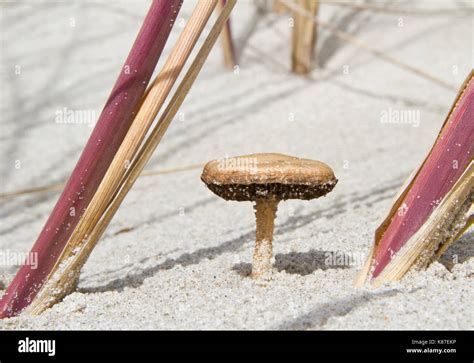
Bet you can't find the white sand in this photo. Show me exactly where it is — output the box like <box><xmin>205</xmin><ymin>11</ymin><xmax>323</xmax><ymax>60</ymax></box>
<box><xmin>0</xmin><ymin>0</ymin><xmax>472</xmax><ymax>330</ymax></box>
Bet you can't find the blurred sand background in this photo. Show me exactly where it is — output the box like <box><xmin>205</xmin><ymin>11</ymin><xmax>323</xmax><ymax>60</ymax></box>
<box><xmin>0</xmin><ymin>0</ymin><xmax>472</xmax><ymax>329</ymax></box>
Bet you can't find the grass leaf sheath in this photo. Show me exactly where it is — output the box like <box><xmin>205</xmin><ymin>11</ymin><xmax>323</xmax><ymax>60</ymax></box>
<box><xmin>356</xmin><ymin>70</ymin><xmax>474</xmax><ymax>285</ymax></box>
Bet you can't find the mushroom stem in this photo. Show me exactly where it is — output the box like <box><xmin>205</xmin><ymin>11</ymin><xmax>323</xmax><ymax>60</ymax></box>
<box><xmin>252</xmin><ymin>198</ymin><xmax>279</xmax><ymax>278</ymax></box>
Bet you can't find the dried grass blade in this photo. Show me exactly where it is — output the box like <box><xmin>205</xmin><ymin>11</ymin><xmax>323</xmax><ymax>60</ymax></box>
<box><xmin>0</xmin><ymin>164</ymin><xmax>204</xmax><ymax>201</ymax></box>
<box><xmin>273</xmin><ymin>0</ymin><xmax>288</xmax><ymax>14</ymax></box>
<box><xmin>27</xmin><ymin>0</ymin><xmax>236</xmax><ymax>315</ymax></box>
<box><xmin>280</xmin><ymin>0</ymin><xmax>457</xmax><ymax>90</ymax></box>
<box><xmin>291</xmin><ymin>0</ymin><xmax>319</xmax><ymax>74</ymax></box>
<box><xmin>67</xmin><ymin>0</ymin><xmax>238</xmax><ymax>287</ymax></box>
<box><xmin>217</xmin><ymin>0</ymin><xmax>236</xmax><ymax>69</ymax></box>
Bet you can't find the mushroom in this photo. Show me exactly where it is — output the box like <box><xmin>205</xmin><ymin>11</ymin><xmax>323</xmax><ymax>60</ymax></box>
<box><xmin>201</xmin><ymin>153</ymin><xmax>337</xmax><ymax>279</ymax></box>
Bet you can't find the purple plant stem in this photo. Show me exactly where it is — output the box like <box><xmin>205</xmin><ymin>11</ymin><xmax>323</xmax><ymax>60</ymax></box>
<box><xmin>0</xmin><ymin>0</ymin><xmax>183</xmax><ymax>318</ymax></box>
<box><xmin>372</xmin><ymin>77</ymin><xmax>474</xmax><ymax>278</ymax></box>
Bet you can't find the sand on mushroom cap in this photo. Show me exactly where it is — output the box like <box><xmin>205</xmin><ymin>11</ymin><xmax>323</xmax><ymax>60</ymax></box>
<box><xmin>201</xmin><ymin>153</ymin><xmax>338</xmax><ymax>278</ymax></box>
<box><xmin>201</xmin><ymin>153</ymin><xmax>338</xmax><ymax>201</ymax></box>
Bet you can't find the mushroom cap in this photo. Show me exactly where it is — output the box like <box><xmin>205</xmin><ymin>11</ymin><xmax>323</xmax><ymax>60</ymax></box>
<box><xmin>201</xmin><ymin>153</ymin><xmax>337</xmax><ymax>201</ymax></box>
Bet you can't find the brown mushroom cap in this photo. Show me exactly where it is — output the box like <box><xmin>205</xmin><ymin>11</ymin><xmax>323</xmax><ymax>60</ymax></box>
<box><xmin>201</xmin><ymin>153</ymin><xmax>337</xmax><ymax>201</ymax></box>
